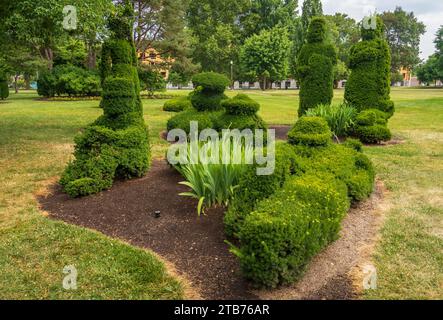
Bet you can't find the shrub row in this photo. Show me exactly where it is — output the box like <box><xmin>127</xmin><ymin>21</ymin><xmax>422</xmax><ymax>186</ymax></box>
<box><xmin>37</xmin><ymin>64</ymin><xmax>101</xmax><ymax>97</ymax></box>
<box><xmin>228</xmin><ymin>116</ymin><xmax>375</xmax><ymax>288</ymax></box>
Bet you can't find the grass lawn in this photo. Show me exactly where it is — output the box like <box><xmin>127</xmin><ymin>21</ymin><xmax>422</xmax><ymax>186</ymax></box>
<box><xmin>0</xmin><ymin>88</ymin><xmax>442</xmax><ymax>299</ymax></box>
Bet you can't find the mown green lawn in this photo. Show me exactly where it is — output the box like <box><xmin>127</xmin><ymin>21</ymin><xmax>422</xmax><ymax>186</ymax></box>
<box><xmin>0</xmin><ymin>87</ymin><xmax>442</xmax><ymax>299</ymax></box>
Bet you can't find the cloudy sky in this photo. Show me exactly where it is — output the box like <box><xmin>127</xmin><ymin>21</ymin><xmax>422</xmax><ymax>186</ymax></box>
<box><xmin>322</xmin><ymin>0</ymin><xmax>443</xmax><ymax>60</ymax></box>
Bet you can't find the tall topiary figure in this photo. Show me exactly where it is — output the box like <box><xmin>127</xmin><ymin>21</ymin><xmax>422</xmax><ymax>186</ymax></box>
<box><xmin>345</xmin><ymin>17</ymin><xmax>395</xmax><ymax>117</ymax></box>
<box><xmin>60</xmin><ymin>2</ymin><xmax>150</xmax><ymax>197</ymax></box>
<box><xmin>296</xmin><ymin>17</ymin><xmax>337</xmax><ymax>117</ymax></box>
<box><xmin>0</xmin><ymin>72</ymin><xmax>8</xmax><ymax>100</ymax></box>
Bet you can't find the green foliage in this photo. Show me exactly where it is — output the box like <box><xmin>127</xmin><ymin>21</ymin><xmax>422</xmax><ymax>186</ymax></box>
<box><xmin>288</xmin><ymin>116</ymin><xmax>332</xmax><ymax>147</ymax></box>
<box><xmin>305</xmin><ymin>103</ymin><xmax>357</xmax><ymax>138</ymax></box>
<box><xmin>0</xmin><ymin>76</ymin><xmax>9</xmax><ymax>100</ymax></box>
<box><xmin>163</xmin><ymin>97</ymin><xmax>192</xmax><ymax>113</ymax></box>
<box><xmin>37</xmin><ymin>65</ymin><xmax>101</xmax><ymax>97</ymax></box>
<box><xmin>166</xmin><ymin>108</ymin><xmax>223</xmax><ymax>134</ymax></box>
<box><xmin>240</xmin><ymin>27</ymin><xmax>291</xmax><ymax>89</ymax></box>
<box><xmin>60</xmin><ymin>2</ymin><xmax>150</xmax><ymax>197</ymax></box>
<box><xmin>224</xmin><ymin>143</ymin><xmax>302</xmax><ymax>237</ymax></box>
<box><xmin>229</xmin><ymin>141</ymin><xmax>376</xmax><ymax>287</ymax></box>
<box><xmin>138</xmin><ymin>66</ymin><xmax>166</xmax><ymax>96</ymax></box>
<box><xmin>297</xmin><ymin>17</ymin><xmax>337</xmax><ymax>116</ymax></box>
<box><xmin>416</xmin><ymin>55</ymin><xmax>443</xmax><ymax>85</ymax></box>
<box><xmin>222</xmin><ymin>94</ymin><xmax>260</xmax><ymax>116</ymax></box>
<box><xmin>190</xmin><ymin>72</ymin><xmax>230</xmax><ymax>111</ymax></box>
<box><xmin>214</xmin><ymin>114</ymin><xmax>267</xmax><ymax>133</ymax></box>
<box><xmin>380</xmin><ymin>7</ymin><xmax>426</xmax><ymax>72</ymax></box>
<box><xmin>344</xmin><ymin>17</ymin><xmax>395</xmax><ymax>118</ymax></box>
<box><xmin>342</xmin><ymin>138</ymin><xmax>363</xmax><ymax>152</ymax></box>
<box><xmin>353</xmin><ymin>109</ymin><xmax>392</xmax><ymax>144</ymax></box>
<box><xmin>174</xmin><ymin>138</ymin><xmax>251</xmax><ymax>215</ymax></box>
<box><xmin>234</xmin><ymin>173</ymin><xmax>349</xmax><ymax>288</ymax></box>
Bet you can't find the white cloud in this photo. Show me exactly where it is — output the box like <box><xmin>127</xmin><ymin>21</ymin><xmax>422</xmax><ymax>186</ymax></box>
<box><xmin>321</xmin><ymin>0</ymin><xmax>443</xmax><ymax>60</ymax></box>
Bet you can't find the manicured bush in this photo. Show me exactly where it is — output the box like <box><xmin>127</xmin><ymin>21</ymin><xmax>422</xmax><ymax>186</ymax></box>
<box><xmin>190</xmin><ymin>72</ymin><xmax>230</xmax><ymax>112</ymax></box>
<box><xmin>353</xmin><ymin>109</ymin><xmax>392</xmax><ymax>144</ymax></box>
<box><xmin>37</xmin><ymin>64</ymin><xmax>101</xmax><ymax>97</ymax></box>
<box><xmin>60</xmin><ymin>2</ymin><xmax>150</xmax><ymax>197</ymax></box>
<box><xmin>306</xmin><ymin>103</ymin><xmax>357</xmax><ymax>138</ymax></box>
<box><xmin>343</xmin><ymin>138</ymin><xmax>363</xmax><ymax>152</ymax></box>
<box><xmin>222</xmin><ymin>94</ymin><xmax>260</xmax><ymax>116</ymax></box>
<box><xmin>0</xmin><ymin>77</ymin><xmax>9</xmax><ymax>100</ymax></box>
<box><xmin>166</xmin><ymin>108</ymin><xmax>223</xmax><ymax>134</ymax></box>
<box><xmin>224</xmin><ymin>143</ymin><xmax>303</xmax><ymax>237</ymax></box>
<box><xmin>233</xmin><ymin>173</ymin><xmax>349</xmax><ymax>288</ymax></box>
<box><xmin>163</xmin><ymin>97</ymin><xmax>192</xmax><ymax>112</ymax></box>
<box><xmin>288</xmin><ymin>116</ymin><xmax>332</xmax><ymax>147</ymax></box>
<box><xmin>344</xmin><ymin>17</ymin><xmax>395</xmax><ymax>118</ymax></box>
<box><xmin>296</xmin><ymin>17</ymin><xmax>337</xmax><ymax>116</ymax></box>
<box><xmin>214</xmin><ymin>114</ymin><xmax>267</xmax><ymax>132</ymax></box>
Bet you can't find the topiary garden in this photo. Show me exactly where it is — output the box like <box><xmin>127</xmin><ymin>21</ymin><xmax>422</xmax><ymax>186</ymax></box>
<box><xmin>60</xmin><ymin>2</ymin><xmax>150</xmax><ymax>197</ymax></box>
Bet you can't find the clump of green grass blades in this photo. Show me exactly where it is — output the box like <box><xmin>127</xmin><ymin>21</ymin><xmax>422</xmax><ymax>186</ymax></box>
<box><xmin>174</xmin><ymin>138</ymin><xmax>253</xmax><ymax>215</ymax></box>
<box><xmin>306</xmin><ymin>103</ymin><xmax>357</xmax><ymax>139</ymax></box>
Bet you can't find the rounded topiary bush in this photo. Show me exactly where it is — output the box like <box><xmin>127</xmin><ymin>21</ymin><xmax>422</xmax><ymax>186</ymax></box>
<box><xmin>222</xmin><ymin>94</ymin><xmax>260</xmax><ymax>116</ymax></box>
<box><xmin>296</xmin><ymin>17</ymin><xmax>337</xmax><ymax>116</ymax></box>
<box><xmin>288</xmin><ymin>116</ymin><xmax>332</xmax><ymax>147</ymax></box>
<box><xmin>190</xmin><ymin>72</ymin><xmax>230</xmax><ymax>112</ymax></box>
<box><xmin>163</xmin><ymin>97</ymin><xmax>191</xmax><ymax>112</ymax></box>
<box><xmin>191</xmin><ymin>72</ymin><xmax>230</xmax><ymax>93</ymax></box>
<box><xmin>353</xmin><ymin>109</ymin><xmax>392</xmax><ymax>144</ymax></box>
<box><xmin>166</xmin><ymin>108</ymin><xmax>222</xmax><ymax>134</ymax></box>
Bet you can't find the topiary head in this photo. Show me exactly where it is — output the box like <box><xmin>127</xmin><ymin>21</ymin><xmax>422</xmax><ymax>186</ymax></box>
<box><xmin>306</xmin><ymin>17</ymin><xmax>327</xmax><ymax>43</ymax></box>
<box><xmin>288</xmin><ymin>116</ymin><xmax>332</xmax><ymax>147</ymax></box>
<box><xmin>108</xmin><ymin>1</ymin><xmax>134</xmax><ymax>40</ymax></box>
<box><xmin>191</xmin><ymin>72</ymin><xmax>230</xmax><ymax>94</ymax></box>
<box><xmin>221</xmin><ymin>94</ymin><xmax>260</xmax><ymax>116</ymax></box>
<box><xmin>361</xmin><ymin>16</ymin><xmax>385</xmax><ymax>41</ymax></box>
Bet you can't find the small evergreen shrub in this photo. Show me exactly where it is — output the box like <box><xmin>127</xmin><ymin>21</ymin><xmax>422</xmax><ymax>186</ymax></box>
<box><xmin>190</xmin><ymin>72</ymin><xmax>230</xmax><ymax>112</ymax></box>
<box><xmin>343</xmin><ymin>138</ymin><xmax>363</xmax><ymax>152</ymax></box>
<box><xmin>163</xmin><ymin>97</ymin><xmax>192</xmax><ymax>112</ymax></box>
<box><xmin>166</xmin><ymin>107</ymin><xmax>223</xmax><ymax>134</ymax></box>
<box><xmin>224</xmin><ymin>143</ymin><xmax>303</xmax><ymax>237</ymax></box>
<box><xmin>288</xmin><ymin>116</ymin><xmax>332</xmax><ymax>147</ymax></box>
<box><xmin>353</xmin><ymin>109</ymin><xmax>392</xmax><ymax>144</ymax></box>
<box><xmin>296</xmin><ymin>17</ymin><xmax>337</xmax><ymax>116</ymax></box>
<box><xmin>222</xmin><ymin>94</ymin><xmax>260</xmax><ymax>116</ymax></box>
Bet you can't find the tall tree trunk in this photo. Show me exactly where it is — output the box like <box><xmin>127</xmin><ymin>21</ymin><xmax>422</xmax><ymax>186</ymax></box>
<box><xmin>87</xmin><ymin>43</ymin><xmax>97</xmax><ymax>70</ymax></box>
<box><xmin>24</xmin><ymin>73</ymin><xmax>31</xmax><ymax>90</ymax></box>
<box><xmin>14</xmin><ymin>73</ymin><xmax>19</xmax><ymax>94</ymax></box>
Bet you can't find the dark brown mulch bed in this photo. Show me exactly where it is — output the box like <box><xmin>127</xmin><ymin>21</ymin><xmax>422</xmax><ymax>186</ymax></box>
<box><xmin>38</xmin><ymin>160</ymin><xmax>257</xmax><ymax>300</ymax></box>
<box><xmin>269</xmin><ymin>125</ymin><xmax>292</xmax><ymax>141</ymax></box>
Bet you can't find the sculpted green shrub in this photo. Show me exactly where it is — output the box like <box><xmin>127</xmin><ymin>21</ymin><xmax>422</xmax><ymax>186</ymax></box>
<box><xmin>306</xmin><ymin>103</ymin><xmax>357</xmax><ymax>138</ymax></box>
<box><xmin>353</xmin><ymin>109</ymin><xmax>392</xmax><ymax>144</ymax></box>
<box><xmin>163</xmin><ymin>97</ymin><xmax>191</xmax><ymax>112</ymax></box>
<box><xmin>60</xmin><ymin>2</ymin><xmax>150</xmax><ymax>197</ymax></box>
<box><xmin>288</xmin><ymin>116</ymin><xmax>332</xmax><ymax>147</ymax></box>
<box><xmin>344</xmin><ymin>17</ymin><xmax>395</xmax><ymax>118</ymax></box>
<box><xmin>296</xmin><ymin>17</ymin><xmax>337</xmax><ymax>116</ymax></box>
<box><xmin>190</xmin><ymin>72</ymin><xmax>229</xmax><ymax>112</ymax></box>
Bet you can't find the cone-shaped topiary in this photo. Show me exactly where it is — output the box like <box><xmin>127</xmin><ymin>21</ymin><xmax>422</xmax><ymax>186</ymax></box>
<box><xmin>60</xmin><ymin>1</ymin><xmax>150</xmax><ymax>197</ymax></box>
<box><xmin>344</xmin><ymin>16</ymin><xmax>395</xmax><ymax>118</ymax></box>
<box><xmin>296</xmin><ymin>17</ymin><xmax>337</xmax><ymax>117</ymax></box>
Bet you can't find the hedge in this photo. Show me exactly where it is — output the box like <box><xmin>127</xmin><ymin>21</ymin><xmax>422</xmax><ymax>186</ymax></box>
<box><xmin>344</xmin><ymin>17</ymin><xmax>395</xmax><ymax>118</ymax></box>
<box><xmin>163</xmin><ymin>97</ymin><xmax>192</xmax><ymax>112</ymax></box>
<box><xmin>296</xmin><ymin>17</ymin><xmax>337</xmax><ymax>116</ymax></box>
<box><xmin>0</xmin><ymin>77</ymin><xmax>8</xmax><ymax>100</ymax></box>
<box><xmin>60</xmin><ymin>2</ymin><xmax>150</xmax><ymax>197</ymax></box>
